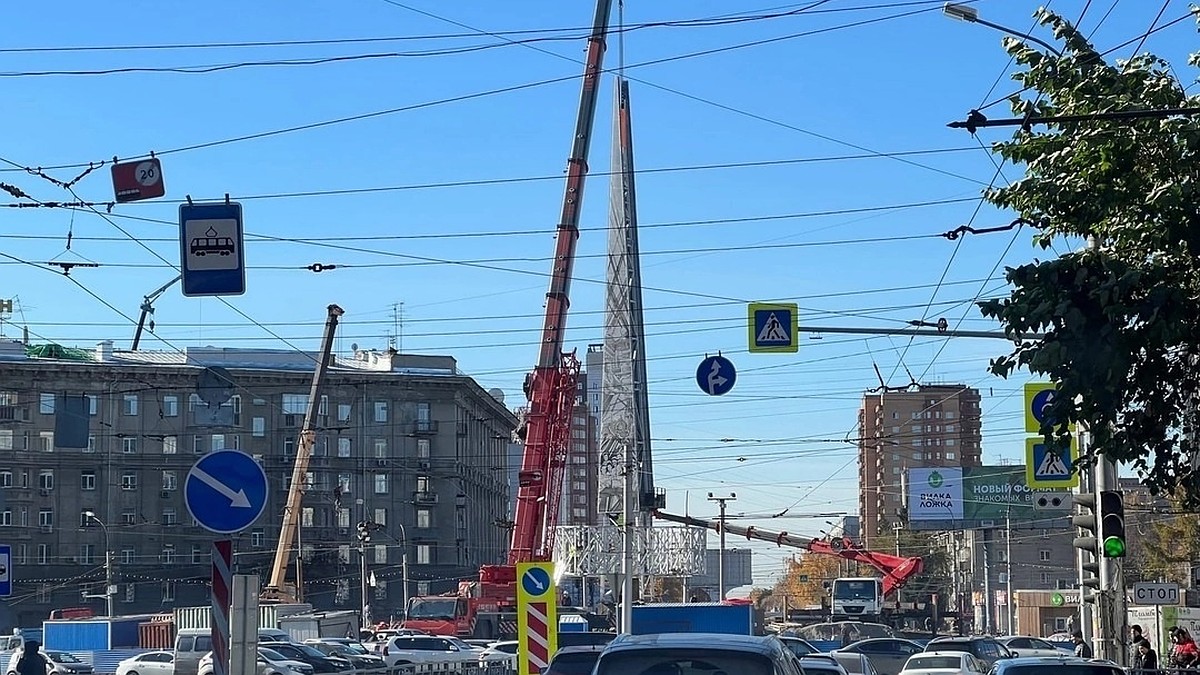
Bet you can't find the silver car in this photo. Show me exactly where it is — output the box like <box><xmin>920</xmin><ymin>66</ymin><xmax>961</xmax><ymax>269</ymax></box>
<box><xmin>988</xmin><ymin>655</ymin><xmax>1123</xmax><ymax>675</ymax></box>
<box><xmin>593</xmin><ymin>632</ymin><xmax>804</xmax><ymax>675</ymax></box>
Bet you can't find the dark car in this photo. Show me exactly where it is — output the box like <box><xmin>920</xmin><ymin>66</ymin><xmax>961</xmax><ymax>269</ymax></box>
<box><xmin>304</xmin><ymin>642</ymin><xmax>385</xmax><ymax>670</ymax></box>
<box><xmin>924</xmin><ymin>636</ymin><xmax>1014</xmax><ymax>668</ymax></box>
<box><xmin>779</xmin><ymin>636</ymin><xmax>820</xmax><ymax>659</ymax></box>
<box><xmin>264</xmin><ymin>642</ymin><xmax>352</xmax><ymax>674</ymax></box>
<box><xmin>545</xmin><ymin>646</ymin><xmax>606</xmax><ymax>675</ymax></box>
<box><xmin>594</xmin><ymin>633</ymin><xmax>803</xmax><ymax>675</ymax></box>
<box><xmin>557</xmin><ymin>632</ymin><xmax>617</xmax><ymax>648</ymax></box>
<box><xmin>836</xmin><ymin>638</ymin><xmax>924</xmax><ymax>675</ymax></box>
<box><xmin>989</xmin><ymin>655</ymin><xmax>1122</xmax><ymax>675</ymax></box>
<box><xmin>800</xmin><ymin>655</ymin><xmax>851</xmax><ymax>675</ymax></box>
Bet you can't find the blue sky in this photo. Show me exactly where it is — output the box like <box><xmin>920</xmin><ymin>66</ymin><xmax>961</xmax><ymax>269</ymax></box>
<box><xmin>1</xmin><ymin>1</ymin><xmax>1196</xmax><ymax>584</ymax></box>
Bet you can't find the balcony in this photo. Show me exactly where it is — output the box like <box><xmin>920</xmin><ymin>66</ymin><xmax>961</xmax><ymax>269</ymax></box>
<box><xmin>0</xmin><ymin>405</ymin><xmax>29</xmax><ymax>424</ymax></box>
<box><xmin>413</xmin><ymin>491</ymin><xmax>439</xmax><ymax>505</ymax></box>
<box><xmin>410</xmin><ymin>420</ymin><xmax>439</xmax><ymax>436</ymax></box>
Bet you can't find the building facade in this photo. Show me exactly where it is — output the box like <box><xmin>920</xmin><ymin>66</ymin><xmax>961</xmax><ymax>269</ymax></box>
<box><xmin>858</xmin><ymin>385</ymin><xmax>983</xmax><ymax>544</ymax></box>
<box><xmin>557</xmin><ymin>346</ymin><xmax>603</xmax><ymax>527</ymax></box>
<box><xmin>0</xmin><ymin>341</ymin><xmax>516</xmax><ymax>628</ymax></box>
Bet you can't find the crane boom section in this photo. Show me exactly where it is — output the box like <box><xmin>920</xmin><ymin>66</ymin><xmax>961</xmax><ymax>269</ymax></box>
<box><xmin>653</xmin><ymin>511</ymin><xmax>924</xmax><ymax>596</ymax></box>
<box><xmin>266</xmin><ymin>304</ymin><xmax>345</xmax><ymax>594</ymax></box>
<box><xmin>508</xmin><ymin>0</ymin><xmax>612</xmax><ymax>565</ymax></box>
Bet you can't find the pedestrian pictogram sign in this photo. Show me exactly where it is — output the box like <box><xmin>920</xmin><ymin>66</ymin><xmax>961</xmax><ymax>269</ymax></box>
<box><xmin>1025</xmin><ymin>437</ymin><xmax>1079</xmax><ymax>489</ymax></box>
<box><xmin>517</xmin><ymin>562</ymin><xmax>558</xmax><ymax>675</ymax></box>
<box><xmin>748</xmin><ymin>302</ymin><xmax>799</xmax><ymax>353</ymax></box>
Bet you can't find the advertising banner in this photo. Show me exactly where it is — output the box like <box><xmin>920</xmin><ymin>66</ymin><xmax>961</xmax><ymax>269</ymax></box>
<box><xmin>906</xmin><ymin>465</ymin><xmax>1070</xmax><ymax>530</ymax></box>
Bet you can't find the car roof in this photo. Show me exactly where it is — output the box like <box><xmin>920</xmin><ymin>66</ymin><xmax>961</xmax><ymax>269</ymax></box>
<box><xmin>997</xmin><ymin>656</ymin><xmax>1118</xmax><ymax>666</ymax></box>
<box><xmin>553</xmin><ymin>645</ymin><xmax>607</xmax><ymax>655</ymax></box>
<box><xmin>605</xmin><ymin>632</ymin><xmax>782</xmax><ymax>656</ymax></box>
<box><xmin>913</xmin><ymin>652</ymin><xmax>967</xmax><ymax>658</ymax></box>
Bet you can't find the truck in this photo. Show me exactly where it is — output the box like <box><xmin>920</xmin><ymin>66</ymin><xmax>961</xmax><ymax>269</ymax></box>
<box><xmin>629</xmin><ymin>603</ymin><xmax>759</xmax><ymax>636</ymax></box>
<box><xmin>653</xmin><ymin>511</ymin><xmax>924</xmax><ymax>624</ymax></box>
<box><xmin>401</xmin><ymin>0</ymin><xmax>614</xmax><ymax>641</ymax></box>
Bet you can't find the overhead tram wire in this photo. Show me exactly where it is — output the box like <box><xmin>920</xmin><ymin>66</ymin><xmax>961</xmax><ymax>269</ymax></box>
<box><xmin>0</xmin><ymin>2</ymin><xmax>988</xmax><ymax>183</ymax></box>
<box><xmin>378</xmin><ymin>0</ymin><xmax>989</xmax><ymax>187</ymax></box>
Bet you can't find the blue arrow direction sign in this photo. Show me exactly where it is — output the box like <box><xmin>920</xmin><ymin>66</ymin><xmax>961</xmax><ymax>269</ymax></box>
<box><xmin>185</xmin><ymin>450</ymin><xmax>268</xmax><ymax>534</ymax></box>
<box><xmin>0</xmin><ymin>544</ymin><xmax>11</xmax><ymax>597</ymax></box>
<box><xmin>521</xmin><ymin>566</ymin><xmax>552</xmax><ymax>598</ymax></box>
<box><xmin>180</xmin><ymin>201</ymin><xmax>246</xmax><ymax>297</ymax></box>
<box><xmin>696</xmin><ymin>355</ymin><xmax>737</xmax><ymax>396</ymax></box>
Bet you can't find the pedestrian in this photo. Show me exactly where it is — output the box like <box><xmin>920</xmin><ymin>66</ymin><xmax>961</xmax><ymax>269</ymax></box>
<box><xmin>1131</xmin><ymin>625</ymin><xmax>1150</xmax><ymax>668</ymax></box>
<box><xmin>1174</xmin><ymin>628</ymin><xmax>1199</xmax><ymax>668</ymax></box>
<box><xmin>15</xmin><ymin>641</ymin><xmax>45</xmax><ymax>675</ymax></box>
<box><xmin>1138</xmin><ymin>641</ymin><xmax>1159</xmax><ymax>672</ymax></box>
<box><xmin>1072</xmin><ymin>630</ymin><xmax>1094</xmax><ymax>659</ymax></box>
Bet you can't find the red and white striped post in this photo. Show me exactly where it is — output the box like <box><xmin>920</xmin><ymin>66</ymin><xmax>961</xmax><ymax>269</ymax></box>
<box><xmin>211</xmin><ymin>540</ymin><xmax>233</xmax><ymax>675</ymax></box>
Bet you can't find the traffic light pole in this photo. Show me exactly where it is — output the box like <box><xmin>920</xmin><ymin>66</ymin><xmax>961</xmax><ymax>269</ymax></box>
<box><xmin>1094</xmin><ymin>459</ymin><xmax>1127</xmax><ymax>666</ymax></box>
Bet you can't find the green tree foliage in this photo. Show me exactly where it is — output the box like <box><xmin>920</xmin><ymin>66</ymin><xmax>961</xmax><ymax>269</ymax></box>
<box><xmin>977</xmin><ymin>9</ymin><xmax>1200</xmax><ymax>497</ymax></box>
<box><xmin>1133</xmin><ymin>505</ymin><xmax>1200</xmax><ymax>584</ymax></box>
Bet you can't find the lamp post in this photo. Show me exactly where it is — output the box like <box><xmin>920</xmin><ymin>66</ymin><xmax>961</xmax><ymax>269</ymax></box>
<box><xmin>706</xmin><ymin>492</ymin><xmax>736</xmax><ymax>601</ymax></box>
<box><xmin>942</xmin><ymin>2</ymin><xmax>1063</xmax><ymax>56</ymax></box>
<box><xmin>396</xmin><ymin>522</ymin><xmax>410</xmax><ymax>620</ymax></box>
<box><xmin>83</xmin><ymin>510</ymin><xmax>114</xmax><ymax>618</ymax></box>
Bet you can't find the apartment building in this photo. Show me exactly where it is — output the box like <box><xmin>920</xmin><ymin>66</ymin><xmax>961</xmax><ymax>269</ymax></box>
<box><xmin>0</xmin><ymin>340</ymin><xmax>516</xmax><ymax>628</ymax></box>
<box><xmin>858</xmin><ymin>385</ymin><xmax>983</xmax><ymax>544</ymax></box>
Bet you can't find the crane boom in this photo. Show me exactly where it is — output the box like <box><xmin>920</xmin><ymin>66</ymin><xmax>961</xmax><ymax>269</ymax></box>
<box><xmin>264</xmin><ymin>304</ymin><xmax>345</xmax><ymax>598</ymax></box>
<box><xmin>505</xmin><ymin>0</ymin><xmax>613</xmax><ymax>565</ymax></box>
<box><xmin>653</xmin><ymin>511</ymin><xmax>924</xmax><ymax>596</ymax></box>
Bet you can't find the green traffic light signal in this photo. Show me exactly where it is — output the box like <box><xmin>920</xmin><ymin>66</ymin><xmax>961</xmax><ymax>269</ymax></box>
<box><xmin>1103</xmin><ymin>535</ymin><xmax>1126</xmax><ymax>558</ymax></box>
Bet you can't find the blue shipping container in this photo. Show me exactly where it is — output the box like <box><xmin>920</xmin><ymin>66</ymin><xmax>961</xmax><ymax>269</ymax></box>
<box><xmin>43</xmin><ymin>618</ymin><xmax>152</xmax><ymax>650</ymax></box>
<box><xmin>630</xmin><ymin>603</ymin><xmax>754</xmax><ymax>636</ymax></box>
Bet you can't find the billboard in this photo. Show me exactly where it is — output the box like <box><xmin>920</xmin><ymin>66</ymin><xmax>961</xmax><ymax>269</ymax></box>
<box><xmin>906</xmin><ymin>465</ymin><xmax>1070</xmax><ymax>530</ymax></box>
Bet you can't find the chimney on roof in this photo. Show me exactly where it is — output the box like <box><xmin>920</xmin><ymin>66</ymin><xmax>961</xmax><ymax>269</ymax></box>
<box><xmin>96</xmin><ymin>340</ymin><xmax>114</xmax><ymax>362</ymax></box>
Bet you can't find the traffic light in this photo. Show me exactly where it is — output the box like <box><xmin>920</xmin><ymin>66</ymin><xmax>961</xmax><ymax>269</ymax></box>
<box><xmin>1099</xmin><ymin>490</ymin><xmax>1126</xmax><ymax>558</ymax></box>
<box><xmin>356</xmin><ymin>521</ymin><xmax>371</xmax><ymax>545</ymax></box>
<box><xmin>1071</xmin><ymin>493</ymin><xmax>1101</xmax><ymax>593</ymax></box>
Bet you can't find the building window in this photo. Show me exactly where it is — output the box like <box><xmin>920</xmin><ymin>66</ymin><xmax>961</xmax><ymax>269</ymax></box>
<box><xmin>338</xmin><ymin>545</ymin><xmax>351</xmax><ymax>564</ymax></box>
<box><xmin>193</xmin><ymin>435</ymin><xmax>205</xmax><ymax>454</ymax></box>
<box><xmin>124</xmin><ymin>584</ymin><xmax>135</xmax><ymax>603</ymax></box>
<box><xmin>1040</xmin><ymin>572</ymin><xmax>1051</xmax><ymax>584</ymax></box>
<box><xmin>374</xmin><ymin>508</ymin><xmax>387</xmax><ymax>526</ymax></box>
<box><xmin>163</xmin><ymin>509</ymin><xmax>178</xmax><ymax>526</ymax></box>
<box><xmin>251</xmin><ymin>530</ymin><xmax>264</xmax><ymax>548</ymax></box>
<box><xmin>946</xmin><ymin>451</ymin><xmax>956</xmax><ymax>460</ymax></box>
<box><xmin>374</xmin><ymin>474</ymin><xmax>388</xmax><ymax>494</ymax></box>
<box><xmin>38</xmin><ymin>432</ymin><xmax>53</xmax><ymax>452</ymax></box>
<box><xmin>211</xmin><ymin>435</ymin><xmax>226</xmax><ymax>452</ymax></box>
<box><xmin>162</xmin><ymin>396</ymin><xmax>179</xmax><ymax>417</ymax></box>
<box><xmin>416</xmin><ymin>439</ymin><xmax>430</xmax><ymax>458</ymax></box>
<box><xmin>78</xmin><ymin>544</ymin><xmax>95</xmax><ymax>565</ymax></box>
<box><xmin>39</xmin><ymin>394</ymin><xmax>54</xmax><ymax>415</ymax></box>
<box><xmin>945</xmin><ymin>411</ymin><xmax>956</xmax><ymax>420</ymax></box>
<box><xmin>338</xmin><ymin>438</ymin><xmax>352</xmax><ymax>457</ymax></box>
<box><xmin>121</xmin><ymin>472</ymin><xmax>137</xmax><ymax>491</ymax></box>
<box><xmin>13</xmin><ymin>544</ymin><xmax>25</xmax><ymax>565</ymax></box>
<box><xmin>123</xmin><ymin>395</ymin><xmax>138</xmax><ymax>416</ymax></box>
<box><xmin>337</xmin><ymin>404</ymin><xmax>351</xmax><ymax>422</ymax></box>
<box><xmin>374</xmin><ymin>580</ymin><xmax>388</xmax><ymax>600</ymax></box>
<box><xmin>161</xmin><ymin>545</ymin><xmax>176</xmax><ymax>564</ymax></box>
<box><xmin>337</xmin><ymin>474</ymin><xmax>351</xmax><ymax>495</ymax></box>
<box><xmin>81</xmin><ymin>471</ymin><xmax>95</xmax><ymax>491</ymax></box>
<box><xmin>1039</xmin><ymin>549</ymin><xmax>1051</xmax><ymax>561</ymax></box>
<box><xmin>284</xmin><ymin>439</ymin><xmax>295</xmax><ymax>456</ymax></box>
<box><xmin>282</xmin><ymin>394</ymin><xmax>307</xmax><ymax>415</ymax></box>
<box><xmin>163</xmin><ymin>436</ymin><xmax>177</xmax><ymax>454</ymax></box>
<box><xmin>162</xmin><ymin>582</ymin><xmax>175</xmax><ymax>602</ymax></box>
<box><xmin>0</xmin><ymin>431</ymin><xmax>11</xmax><ymax>451</ymax></box>
<box><xmin>87</xmin><ymin>395</ymin><xmax>98</xmax><ymax>416</ymax></box>
<box><xmin>37</xmin><ymin>544</ymin><xmax>49</xmax><ymax>565</ymax></box>
<box><xmin>252</xmin><ymin>417</ymin><xmax>265</xmax><ymax>437</ymax></box>
<box><xmin>416</xmin><ymin>582</ymin><xmax>430</xmax><ymax>596</ymax></box>
<box><xmin>416</xmin><ymin>544</ymin><xmax>433</xmax><ymax>565</ymax></box>
<box><xmin>121</xmin><ymin>511</ymin><xmax>136</xmax><ymax>525</ymax></box>
<box><xmin>417</xmin><ymin>509</ymin><xmax>431</xmax><ymax>529</ymax></box>
<box><xmin>122</xmin><ymin>437</ymin><xmax>138</xmax><ymax>454</ymax></box>
<box><xmin>162</xmin><ymin>471</ymin><xmax>177</xmax><ymax>490</ymax></box>
<box><xmin>416</xmin><ymin>475</ymin><xmax>430</xmax><ymax>492</ymax></box>
<box><xmin>374</xmin><ymin>544</ymin><xmax>387</xmax><ymax>564</ymax></box>
<box><xmin>38</xmin><ymin>509</ymin><xmax>52</xmax><ymax>528</ymax></box>
<box><xmin>121</xmin><ymin>549</ymin><xmax>135</xmax><ymax>564</ymax></box>
<box><xmin>0</xmin><ymin>510</ymin><xmax>10</xmax><ymax>526</ymax></box>
<box><xmin>337</xmin><ymin>508</ymin><xmax>350</xmax><ymax>528</ymax></box>
<box><xmin>301</xmin><ymin>508</ymin><xmax>314</xmax><ymax>528</ymax></box>
<box><xmin>85</xmin><ymin>436</ymin><xmax>95</xmax><ymax>453</ymax></box>
<box><xmin>191</xmin><ymin>546</ymin><xmax>204</xmax><ymax>564</ymax></box>
<box><xmin>374</xmin><ymin>439</ymin><xmax>387</xmax><ymax>458</ymax></box>
<box><xmin>374</xmin><ymin>402</ymin><xmax>387</xmax><ymax>423</ymax></box>
<box><xmin>38</xmin><ymin>470</ymin><xmax>53</xmax><ymax>490</ymax></box>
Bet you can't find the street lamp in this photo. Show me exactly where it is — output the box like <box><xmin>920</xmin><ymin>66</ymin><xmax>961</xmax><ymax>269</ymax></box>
<box><xmin>942</xmin><ymin>2</ymin><xmax>1063</xmax><ymax>57</ymax></box>
<box><xmin>83</xmin><ymin>510</ymin><xmax>114</xmax><ymax>618</ymax></box>
<box><xmin>706</xmin><ymin>492</ymin><xmax>736</xmax><ymax>601</ymax></box>
<box><xmin>396</xmin><ymin>522</ymin><xmax>410</xmax><ymax>620</ymax></box>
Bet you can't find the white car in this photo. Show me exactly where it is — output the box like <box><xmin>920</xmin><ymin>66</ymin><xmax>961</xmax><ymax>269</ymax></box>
<box><xmin>7</xmin><ymin>650</ymin><xmax>93</xmax><ymax>675</ymax></box>
<box><xmin>478</xmin><ymin>640</ymin><xmax>518</xmax><ymax>668</ymax></box>
<box><xmin>198</xmin><ymin>649</ymin><xmax>313</xmax><ymax>675</ymax></box>
<box><xmin>899</xmin><ymin>652</ymin><xmax>988</xmax><ymax>675</ymax></box>
<box><xmin>997</xmin><ymin>636</ymin><xmax>1064</xmax><ymax>658</ymax></box>
<box><xmin>115</xmin><ymin>652</ymin><xmax>174</xmax><ymax>675</ymax></box>
<box><xmin>380</xmin><ymin>635</ymin><xmax>482</xmax><ymax>667</ymax></box>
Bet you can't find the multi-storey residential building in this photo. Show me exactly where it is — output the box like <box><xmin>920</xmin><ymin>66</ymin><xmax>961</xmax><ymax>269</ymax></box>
<box><xmin>0</xmin><ymin>340</ymin><xmax>516</xmax><ymax>627</ymax></box>
<box><xmin>557</xmin><ymin>346</ymin><xmax>602</xmax><ymax>527</ymax></box>
<box><xmin>858</xmin><ymin>385</ymin><xmax>982</xmax><ymax>544</ymax></box>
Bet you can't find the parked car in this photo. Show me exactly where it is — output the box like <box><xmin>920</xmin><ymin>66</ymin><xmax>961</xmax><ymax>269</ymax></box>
<box><xmin>264</xmin><ymin>642</ymin><xmax>351</xmax><ymax>674</ymax></box>
<box><xmin>899</xmin><ymin>651</ymin><xmax>988</xmax><ymax>675</ymax></box>
<box><xmin>544</xmin><ymin>645</ymin><xmax>605</xmax><ymax>675</ymax></box>
<box><xmin>778</xmin><ymin>636</ymin><xmax>819</xmax><ymax>658</ymax></box>
<box><xmin>115</xmin><ymin>651</ymin><xmax>174</xmax><ymax>675</ymax></box>
<box><xmin>997</xmin><ymin>636</ymin><xmax>1064</xmax><ymax>658</ymax></box>
<box><xmin>989</xmin><ymin>655</ymin><xmax>1123</xmax><ymax>675</ymax></box>
<box><xmin>477</xmin><ymin>640</ymin><xmax>519</xmax><ymax>668</ymax></box>
<box><xmin>836</xmin><ymin>638</ymin><xmax>925</xmax><ymax>675</ymax></box>
<box><xmin>830</xmin><ymin>651</ymin><xmax>882</xmax><ymax>675</ymax></box>
<box><xmin>923</xmin><ymin>636</ymin><xmax>1014</xmax><ymax>669</ymax></box>
<box><xmin>173</xmin><ymin>629</ymin><xmax>216</xmax><ymax>675</ymax></box>
<box><xmin>303</xmin><ymin>641</ymin><xmax>385</xmax><ymax>670</ymax></box>
<box><xmin>800</xmin><ymin>655</ymin><xmax>851</xmax><ymax>675</ymax></box>
<box><xmin>364</xmin><ymin>630</ymin><xmax>425</xmax><ymax>655</ymax></box>
<box><xmin>259</xmin><ymin>630</ymin><xmax>294</xmax><ymax>645</ymax></box>
<box><xmin>593</xmin><ymin>632</ymin><xmax>804</xmax><ymax>675</ymax></box>
<box><xmin>379</xmin><ymin>635</ymin><xmax>483</xmax><ymax>667</ymax></box>
<box><xmin>198</xmin><ymin>649</ymin><xmax>313</xmax><ymax>675</ymax></box>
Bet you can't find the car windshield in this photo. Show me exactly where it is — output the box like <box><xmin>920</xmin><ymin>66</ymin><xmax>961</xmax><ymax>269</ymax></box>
<box><xmin>407</xmin><ymin>598</ymin><xmax>458</xmax><ymax>619</ymax></box>
<box><xmin>340</xmin><ymin>644</ymin><xmax>368</xmax><ymax>655</ymax></box>
<box><xmin>46</xmin><ymin>653</ymin><xmax>82</xmax><ymax>663</ymax></box>
<box><xmin>833</xmin><ymin>580</ymin><xmax>879</xmax><ymax>600</ymax></box>
<box><xmin>596</xmin><ymin>650</ymin><xmax>774</xmax><ymax>675</ymax></box>
<box><xmin>297</xmin><ymin>645</ymin><xmax>326</xmax><ymax>658</ymax></box>
<box><xmin>446</xmin><ymin>637</ymin><xmax>475</xmax><ymax>650</ymax></box>
<box><xmin>259</xmin><ymin>649</ymin><xmax>286</xmax><ymax>661</ymax></box>
<box><xmin>546</xmin><ymin>652</ymin><xmax>602</xmax><ymax>675</ymax></box>
<box><xmin>907</xmin><ymin>656</ymin><xmax>961</xmax><ymax>669</ymax></box>
<box><xmin>782</xmin><ymin>640</ymin><xmax>817</xmax><ymax>656</ymax></box>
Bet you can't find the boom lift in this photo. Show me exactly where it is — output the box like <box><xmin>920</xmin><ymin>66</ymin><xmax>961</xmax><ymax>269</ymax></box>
<box><xmin>261</xmin><ymin>304</ymin><xmax>345</xmax><ymax>603</ymax></box>
<box><xmin>401</xmin><ymin>0</ymin><xmax>613</xmax><ymax>640</ymax></box>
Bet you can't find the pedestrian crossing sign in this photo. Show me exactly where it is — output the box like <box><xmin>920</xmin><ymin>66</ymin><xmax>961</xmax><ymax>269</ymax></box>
<box><xmin>1025</xmin><ymin>436</ymin><xmax>1079</xmax><ymax>489</ymax></box>
<box><xmin>748</xmin><ymin>302</ymin><xmax>799</xmax><ymax>353</ymax></box>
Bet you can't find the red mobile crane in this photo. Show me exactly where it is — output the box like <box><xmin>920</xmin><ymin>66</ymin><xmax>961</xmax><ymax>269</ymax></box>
<box><xmin>400</xmin><ymin>0</ymin><xmax>613</xmax><ymax>640</ymax></box>
<box><xmin>653</xmin><ymin>511</ymin><xmax>924</xmax><ymax>598</ymax></box>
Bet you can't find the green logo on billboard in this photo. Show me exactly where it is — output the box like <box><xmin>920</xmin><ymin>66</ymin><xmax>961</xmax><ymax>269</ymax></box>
<box><xmin>1051</xmin><ymin>592</ymin><xmax>1064</xmax><ymax>607</ymax></box>
<box><xmin>928</xmin><ymin>471</ymin><xmax>944</xmax><ymax>488</ymax></box>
